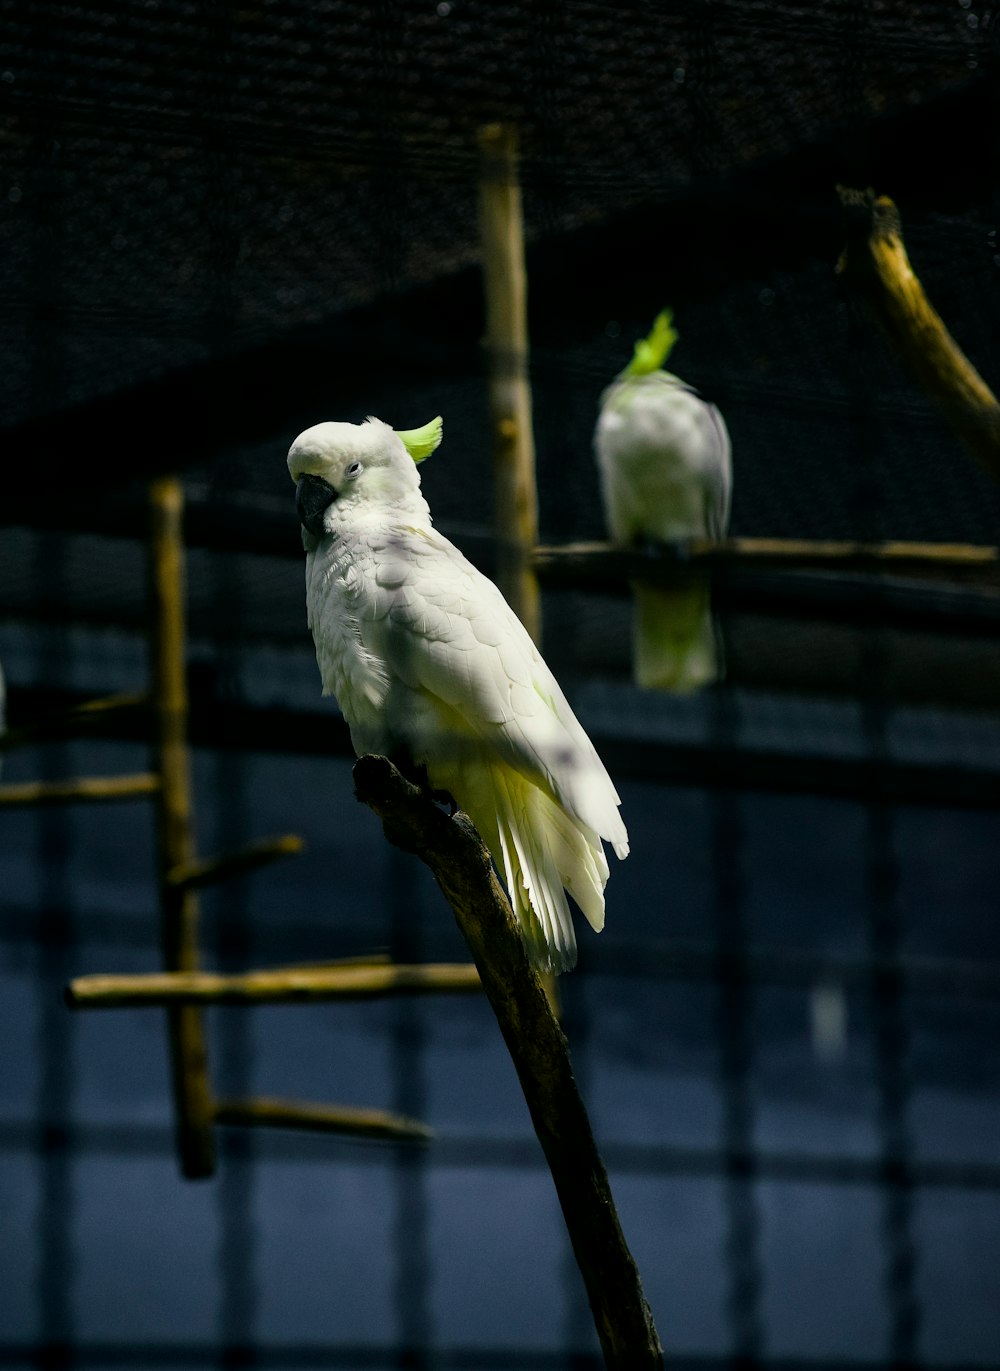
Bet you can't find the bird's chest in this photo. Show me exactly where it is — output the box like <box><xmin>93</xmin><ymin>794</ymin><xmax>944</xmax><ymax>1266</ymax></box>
<box><xmin>303</xmin><ymin>537</ymin><xmax>391</xmax><ymax>723</ymax></box>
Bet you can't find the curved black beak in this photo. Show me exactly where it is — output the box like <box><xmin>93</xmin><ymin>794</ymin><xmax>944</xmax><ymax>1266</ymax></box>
<box><xmin>295</xmin><ymin>473</ymin><xmax>336</xmax><ymax>538</ymax></box>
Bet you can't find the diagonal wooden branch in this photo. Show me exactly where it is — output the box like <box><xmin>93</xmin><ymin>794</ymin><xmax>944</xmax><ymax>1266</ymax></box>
<box><xmin>837</xmin><ymin>186</ymin><xmax>1000</xmax><ymax>484</ymax></box>
<box><xmin>165</xmin><ymin>832</ymin><xmax>305</xmax><ymax>893</ymax></box>
<box><xmin>352</xmin><ymin>753</ymin><xmax>663</xmax><ymax>1370</ymax></box>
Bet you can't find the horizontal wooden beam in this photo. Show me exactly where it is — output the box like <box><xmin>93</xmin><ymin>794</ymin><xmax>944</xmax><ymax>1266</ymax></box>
<box><xmin>0</xmin><ymin>691</ymin><xmax>149</xmax><ymax>752</ymax></box>
<box><xmin>165</xmin><ymin>833</ymin><xmax>306</xmax><ymax>892</ymax></box>
<box><xmin>10</xmin><ymin>686</ymin><xmax>1000</xmax><ymax>810</ymax></box>
<box><xmin>0</xmin><ymin>773</ymin><xmax>161</xmax><ymax>806</ymax></box>
<box><xmin>213</xmin><ymin>1097</ymin><xmax>432</xmax><ymax>1142</ymax></box>
<box><xmin>534</xmin><ymin>539</ymin><xmax>1000</xmax><ymax>640</ymax></box>
<box><xmin>533</xmin><ymin>537</ymin><xmax>1000</xmax><ymax>586</ymax></box>
<box><xmin>65</xmin><ymin>961</ymin><xmax>483</xmax><ymax>1008</ymax></box>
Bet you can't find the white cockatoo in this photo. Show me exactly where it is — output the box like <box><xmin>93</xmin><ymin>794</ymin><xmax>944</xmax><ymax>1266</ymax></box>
<box><xmin>287</xmin><ymin>415</ymin><xmax>628</xmax><ymax>973</ymax></box>
<box><xmin>595</xmin><ymin>311</ymin><xmax>732</xmax><ymax>692</ymax></box>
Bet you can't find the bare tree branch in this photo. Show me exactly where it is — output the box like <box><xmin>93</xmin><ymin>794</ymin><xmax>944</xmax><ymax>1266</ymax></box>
<box><xmin>837</xmin><ymin>186</ymin><xmax>1000</xmax><ymax>484</ymax></box>
<box><xmin>353</xmin><ymin>753</ymin><xmax>663</xmax><ymax>1370</ymax></box>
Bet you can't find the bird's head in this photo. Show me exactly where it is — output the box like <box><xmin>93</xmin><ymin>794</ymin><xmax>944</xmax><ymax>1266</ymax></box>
<box><xmin>287</xmin><ymin>415</ymin><xmax>443</xmax><ymax>538</ymax></box>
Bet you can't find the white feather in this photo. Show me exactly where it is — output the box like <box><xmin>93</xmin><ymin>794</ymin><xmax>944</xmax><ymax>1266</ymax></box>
<box><xmin>595</xmin><ymin>371</ymin><xmax>732</xmax><ymax>692</ymax></box>
<box><xmin>289</xmin><ymin>416</ymin><xmax>628</xmax><ymax>973</ymax></box>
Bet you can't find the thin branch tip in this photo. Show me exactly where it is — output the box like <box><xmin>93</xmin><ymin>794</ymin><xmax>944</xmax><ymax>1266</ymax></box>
<box><xmin>837</xmin><ymin>184</ymin><xmax>1000</xmax><ymax>483</ymax></box>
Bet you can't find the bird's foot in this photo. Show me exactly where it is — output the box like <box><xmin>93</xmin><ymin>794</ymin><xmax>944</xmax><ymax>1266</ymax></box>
<box><xmin>387</xmin><ymin>751</ymin><xmax>457</xmax><ymax>815</ymax></box>
<box><xmin>431</xmin><ymin>787</ymin><xmax>459</xmax><ymax>816</ymax></box>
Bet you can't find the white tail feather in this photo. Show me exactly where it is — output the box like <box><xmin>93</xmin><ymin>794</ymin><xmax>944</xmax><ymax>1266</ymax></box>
<box><xmin>488</xmin><ymin>760</ymin><xmax>624</xmax><ymax>972</ymax></box>
<box><xmin>633</xmin><ymin>582</ymin><xmax>722</xmax><ymax>693</ymax></box>
<box><xmin>494</xmin><ymin>766</ymin><xmax>577</xmax><ymax>971</ymax></box>
<box><xmin>428</xmin><ymin>748</ymin><xmax>625</xmax><ymax>975</ymax></box>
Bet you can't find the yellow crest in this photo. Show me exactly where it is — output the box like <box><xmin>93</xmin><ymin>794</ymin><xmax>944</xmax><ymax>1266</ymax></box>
<box><xmin>395</xmin><ymin>416</ymin><xmax>443</xmax><ymax>463</ymax></box>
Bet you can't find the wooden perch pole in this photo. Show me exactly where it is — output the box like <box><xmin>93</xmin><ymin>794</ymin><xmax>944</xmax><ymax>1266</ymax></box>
<box><xmin>149</xmin><ymin>477</ymin><xmax>215</xmax><ymax>1179</ymax></box>
<box><xmin>478</xmin><ymin>122</ymin><xmax>541</xmax><ymax>641</ymax></box>
<box><xmin>0</xmin><ymin>691</ymin><xmax>148</xmax><ymax>752</ymax></box>
<box><xmin>837</xmin><ymin>186</ymin><xmax>1000</xmax><ymax>484</ymax></box>
<box><xmin>165</xmin><ymin>832</ymin><xmax>305</xmax><ymax>893</ymax></box>
<box><xmin>353</xmin><ymin>754</ymin><xmax>663</xmax><ymax>1370</ymax></box>
<box><xmin>533</xmin><ymin>537</ymin><xmax>1000</xmax><ymax>588</ymax></box>
<box><xmin>214</xmin><ymin>1097</ymin><xmax>432</xmax><ymax>1143</ymax></box>
<box><xmin>0</xmin><ymin>773</ymin><xmax>160</xmax><ymax>806</ymax></box>
<box><xmin>66</xmin><ymin>961</ymin><xmax>482</xmax><ymax>1008</ymax></box>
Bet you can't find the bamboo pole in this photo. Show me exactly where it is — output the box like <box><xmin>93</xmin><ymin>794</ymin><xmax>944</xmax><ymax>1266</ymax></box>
<box><xmin>478</xmin><ymin>124</ymin><xmax>561</xmax><ymax>1013</ymax></box>
<box><xmin>354</xmin><ymin>755</ymin><xmax>663</xmax><ymax>1369</ymax></box>
<box><xmin>478</xmin><ymin>122</ymin><xmax>541</xmax><ymax>641</ymax></box>
<box><xmin>837</xmin><ymin>187</ymin><xmax>1000</xmax><ymax>484</ymax></box>
<box><xmin>166</xmin><ymin>832</ymin><xmax>305</xmax><ymax>892</ymax></box>
<box><xmin>66</xmin><ymin>961</ymin><xmax>483</xmax><ymax>1008</ymax></box>
<box><xmin>149</xmin><ymin>477</ymin><xmax>215</xmax><ymax>1179</ymax></box>
<box><xmin>214</xmin><ymin>1097</ymin><xmax>432</xmax><ymax>1143</ymax></box>
<box><xmin>0</xmin><ymin>773</ymin><xmax>160</xmax><ymax>806</ymax></box>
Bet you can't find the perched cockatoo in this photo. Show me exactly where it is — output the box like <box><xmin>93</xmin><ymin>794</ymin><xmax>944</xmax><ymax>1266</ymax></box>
<box><xmin>595</xmin><ymin>311</ymin><xmax>732</xmax><ymax>691</ymax></box>
<box><xmin>288</xmin><ymin>415</ymin><xmax>628</xmax><ymax>973</ymax></box>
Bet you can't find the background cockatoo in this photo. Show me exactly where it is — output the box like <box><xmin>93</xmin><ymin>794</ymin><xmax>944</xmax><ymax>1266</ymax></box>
<box><xmin>595</xmin><ymin>311</ymin><xmax>732</xmax><ymax>692</ymax></box>
<box><xmin>288</xmin><ymin>415</ymin><xmax>628</xmax><ymax>973</ymax></box>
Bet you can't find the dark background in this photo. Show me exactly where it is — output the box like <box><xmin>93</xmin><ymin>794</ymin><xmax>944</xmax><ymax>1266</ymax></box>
<box><xmin>1</xmin><ymin>2</ymin><xmax>999</xmax><ymax>1367</ymax></box>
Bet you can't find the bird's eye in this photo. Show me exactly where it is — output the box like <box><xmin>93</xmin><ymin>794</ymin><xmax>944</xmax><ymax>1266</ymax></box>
<box><xmin>346</xmin><ymin>461</ymin><xmax>363</xmax><ymax>478</ymax></box>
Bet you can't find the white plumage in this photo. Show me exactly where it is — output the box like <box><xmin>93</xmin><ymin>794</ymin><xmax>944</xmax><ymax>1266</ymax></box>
<box><xmin>288</xmin><ymin>415</ymin><xmax>628</xmax><ymax>973</ymax></box>
<box><xmin>595</xmin><ymin>319</ymin><xmax>732</xmax><ymax>692</ymax></box>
